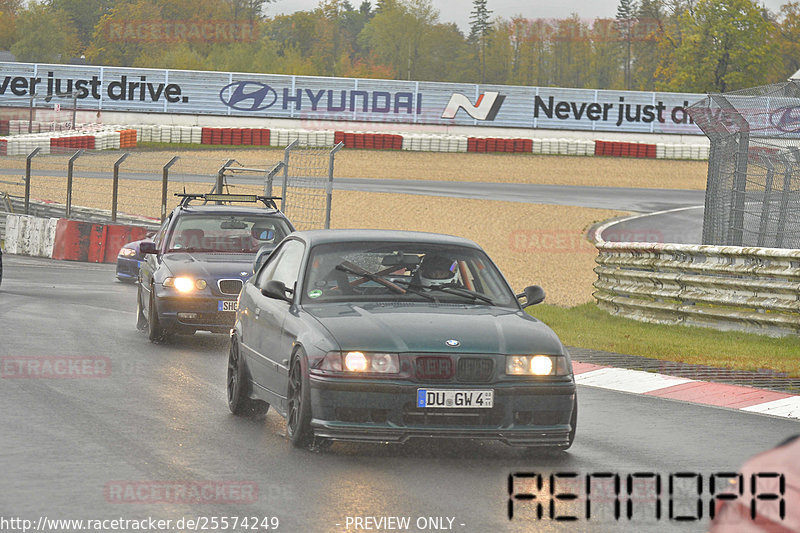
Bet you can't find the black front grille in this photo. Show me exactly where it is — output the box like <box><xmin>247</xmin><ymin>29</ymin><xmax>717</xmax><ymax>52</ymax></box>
<box><xmin>402</xmin><ymin>402</ymin><xmax>504</xmax><ymax>426</ymax></box>
<box><xmin>456</xmin><ymin>358</ymin><xmax>494</xmax><ymax>382</ymax></box>
<box><xmin>218</xmin><ymin>279</ymin><xmax>243</xmax><ymax>295</ymax></box>
<box><xmin>415</xmin><ymin>357</ymin><xmax>454</xmax><ymax>381</ymax></box>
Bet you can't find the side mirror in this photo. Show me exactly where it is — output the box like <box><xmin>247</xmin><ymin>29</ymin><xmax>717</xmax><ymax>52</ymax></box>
<box><xmin>517</xmin><ymin>285</ymin><xmax>545</xmax><ymax>307</ymax></box>
<box><xmin>253</xmin><ymin>245</ymin><xmax>276</xmax><ymax>274</ymax></box>
<box><xmin>261</xmin><ymin>279</ymin><xmax>292</xmax><ymax>303</ymax></box>
<box><xmin>140</xmin><ymin>241</ymin><xmax>157</xmax><ymax>255</ymax></box>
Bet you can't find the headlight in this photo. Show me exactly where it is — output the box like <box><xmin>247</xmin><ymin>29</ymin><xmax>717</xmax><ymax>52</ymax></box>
<box><xmin>318</xmin><ymin>351</ymin><xmax>400</xmax><ymax>374</ymax></box>
<box><xmin>119</xmin><ymin>248</ymin><xmax>136</xmax><ymax>257</ymax></box>
<box><xmin>505</xmin><ymin>355</ymin><xmax>570</xmax><ymax>376</ymax></box>
<box><xmin>163</xmin><ymin>277</ymin><xmax>207</xmax><ymax>292</ymax></box>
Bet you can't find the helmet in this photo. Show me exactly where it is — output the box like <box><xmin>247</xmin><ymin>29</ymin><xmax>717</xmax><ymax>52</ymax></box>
<box><xmin>418</xmin><ymin>254</ymin><xmax>458</xmax><ymax>287</ymax></box>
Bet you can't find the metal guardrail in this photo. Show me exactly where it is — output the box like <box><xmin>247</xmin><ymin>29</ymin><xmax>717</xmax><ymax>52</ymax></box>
<box><xmin>0</xmin><ymin>195</ymin><xmax>160</xmax><ymax>245</ymax></box>
<box><xmin>593</xmin><ymin>222</ymin><xmax>800</xmax><ymax>336</ymax></box>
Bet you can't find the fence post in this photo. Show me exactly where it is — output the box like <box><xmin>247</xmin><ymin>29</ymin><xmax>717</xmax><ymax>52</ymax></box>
<box><xmin>65</xmin><ymin>150</ymin><xmax>83</xmax><ymax>218</ymax></box>
<box><xmin>24</xmin><ymin>147</ymin><xmax>41</xmax><ymax>215</ymax></box>
<box><xmin>161</xmin><ymin>156</ymin><xmax>180</xmax><ymax>222</ymax></box>
<box><xmin>111</xmin><ymin>152</ymin><xmax>130</xmax><ymax>222</ymax></box>
<box><xmin>757</xmin><ymin>157</ymin><xmax>775</xmax><ymax>248</ymax></box>
<box><xmin>215</xmin><ymin>159</ymin><xmax>236</xmax><ymax>201</ymax></box>
<box><xmin>326</xmin><ymin>142</ymin><xmax>343</xmax><ymax>229</ymax></box>
<box><xmin>281</xmin><ymin>139</ymin><xmax>299</xmax><ymax>212</ymax></box>
<box><xmin>265</xmin><ymin>162</ymin><xmax>284</xmax><ymax>198</ymax></box>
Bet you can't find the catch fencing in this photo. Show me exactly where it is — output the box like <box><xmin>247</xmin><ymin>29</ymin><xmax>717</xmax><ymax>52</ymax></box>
<box><xmin>688</xmin><ymin>81</ymin><xmax>800</xmax><ymax>249</ymax></box>
<box><xmin>0</xmin><ymin>142</ymin><xmax>342</xmax><ymax>238</ymax></box>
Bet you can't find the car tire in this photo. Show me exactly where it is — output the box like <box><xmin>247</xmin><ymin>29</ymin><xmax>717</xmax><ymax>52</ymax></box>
<box><xmin>147</xmin><ymin>291</ymin><xmax>170</xmax><ymax>343</ymax></box>
<box><xmin>227</xmin><ymin>338</ymin><xmax>269</xmax><ymax>417</ymax></box>
<box><xmin>286</xmin><ymin>348</ymin><xmax>314</xmax><ymax>448</ymax></box>
<box><xmin>136</xmin><ymin>288</ymin><xmax>147</xmax><ymax>331</ymax></box>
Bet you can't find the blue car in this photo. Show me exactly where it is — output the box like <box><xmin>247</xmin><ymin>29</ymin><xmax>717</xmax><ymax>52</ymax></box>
<box><xmin>116</xmin><ymin>237</ymin><xmax>153</xmax><ymax>282</ymax></box>
<box><xmin>136</xmin><ymin>193</ymin><xmax>294</xmax><ymax>342</ymax></box>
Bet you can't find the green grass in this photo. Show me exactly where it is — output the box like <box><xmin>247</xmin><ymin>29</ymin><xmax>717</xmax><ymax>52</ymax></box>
<box><xmin>527</xmin><ymin>303</ymin><xmax>800</xmax><ymax>377</ymax></box>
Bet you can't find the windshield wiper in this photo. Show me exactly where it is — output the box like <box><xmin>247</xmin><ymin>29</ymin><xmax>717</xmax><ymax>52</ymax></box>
<box><xmin>335</xmin><ymin>262</ymin><xmax>436</xmax><ymax>301</ymax></box>
<box><xmin>395</xmin><ymin>280</ymin><xmax>495</xmax><ymax>305</ymax></box>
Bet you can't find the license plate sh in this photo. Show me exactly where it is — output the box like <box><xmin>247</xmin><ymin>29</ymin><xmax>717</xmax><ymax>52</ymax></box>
<box><xmin>218</xmin><ymin>300</ymin><xmax>238</xmax><ymax>312</ymax></box>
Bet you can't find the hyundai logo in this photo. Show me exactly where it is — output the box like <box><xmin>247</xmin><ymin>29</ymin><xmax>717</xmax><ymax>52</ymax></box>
<box><xmin>445</xmin><ymin>339</ymin><xmax>460</xmax><ymax>347</ymax></box>
<box><xmin>769</xmin><ymin>105</ymin><xmax>800</xmax><ymax>133</ymax></box>
<box><xmin>219</xmin><ymin>81</ymin><xmax>278</xmax><ymax>111</ymax></box>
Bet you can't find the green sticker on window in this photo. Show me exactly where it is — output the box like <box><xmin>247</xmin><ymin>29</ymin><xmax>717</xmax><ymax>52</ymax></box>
<box><xmin>308</xmin><ymin>289</ymin><xmax>323</xmax><ymax>299</ymax></box>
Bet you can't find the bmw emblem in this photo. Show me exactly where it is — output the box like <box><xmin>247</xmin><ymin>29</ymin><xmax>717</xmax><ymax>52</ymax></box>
<box><xmin>240</xmin><ymin>271</ymin><xmax>249</xmax><ymax>276</ymax></box>
<box><xmin>445</xmin><ymin>339</ymin><xmax>461</xmax><ymax>348</ymax></box>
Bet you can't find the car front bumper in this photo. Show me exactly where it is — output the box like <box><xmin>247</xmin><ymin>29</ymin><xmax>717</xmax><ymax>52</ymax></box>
<box><xmin>308</xmin><ymin>376</ymin><xmax>576</xmax><ymax>446</ymax></box>
<box><xmin>154</xmin><ymin>293</ymin><xmax>239</xmax><ymax>332</ymax></box>
<box><xmin>116</xmin><ymin>257</ymin><xmax>141</xmax><ymax>281</ymax></box>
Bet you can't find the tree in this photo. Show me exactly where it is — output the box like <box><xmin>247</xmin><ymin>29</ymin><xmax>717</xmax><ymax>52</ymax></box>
<box><xmin>616</xmin><ymin>0</ymin><xmax>638</xmax><ymax>90</ymax></box>
<box><xmin>46</xmin><ymin>0</ymin><xmax>113</xmax><ymax>50</ymax></box>
<box><xmin>0</xmin><ymin>0</ymin><xmax>23</xmax><ymax>49</ymax></box>
<box><xmin>666</xmin><ymin>0</ymin><xmax>776</xmax><ymax>92</ymax></box>
<box><xmin>631</xmin><ymin>0</ymin><xmax>663</xmax><ymax>89</ymax></box>
<box><xmin>773</xmin><ymin>2</ymin><xmax>800</xmax><ymax>80</ymax></box>
<box><xmin>359</xmin><ymin>0</ymin><xmax>439</xmax><ymax>80</ymax></box>
<box><xmin>11</xmin><ymin>1</ymin><xmax>79</xmax><ymax>63</ymax></box>
<box><xmin>469</xmin><ymin>0</ymin><xmax>492</xmax><ymax>82</ymax></box>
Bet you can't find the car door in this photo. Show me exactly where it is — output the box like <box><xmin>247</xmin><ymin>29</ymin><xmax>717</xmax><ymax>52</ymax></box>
<box><xmin>140</xmin><ymin>215</ymin><xmax>171</xmax><ymax>315</ymax></box>
<box><xmin>248</xmin><ymin>239</ymin><xmax>306</xmax><ymax>401</ymax></box>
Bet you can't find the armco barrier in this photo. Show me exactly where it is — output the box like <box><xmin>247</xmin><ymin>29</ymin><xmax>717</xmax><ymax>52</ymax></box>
<box><xmin>4</xmin><ymin>214</ymin><xmax>59</xmax><ymax>258</ymax></box>
<box><xmin>593</xmin><ymin>230</ymin><xmax>800</xmax><ymax>336</ymax></box>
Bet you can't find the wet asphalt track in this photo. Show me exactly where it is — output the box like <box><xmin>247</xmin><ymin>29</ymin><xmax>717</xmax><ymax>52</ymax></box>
<box><xmin>1</xmin><ymin>256</ymin><xmax>796</xmax><ymax>533</ymax></box>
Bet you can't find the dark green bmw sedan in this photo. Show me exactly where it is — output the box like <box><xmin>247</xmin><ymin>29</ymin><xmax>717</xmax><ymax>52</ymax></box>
<box><xmin>227</xmin><ymin>229</ymin><xmax>577</xmax><ymax>451</ymax></box>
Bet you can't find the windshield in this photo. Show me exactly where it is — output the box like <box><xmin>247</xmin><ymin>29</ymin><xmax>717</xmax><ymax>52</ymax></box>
<box><xmin>165</xmin><ymin>214</ymin><xmax>291</xmax><ymax>253</ymax></box>
<box><xmin>302</xmin><ymin>241</ymin><xmax>517</xmax><ymax>307</ymax></box>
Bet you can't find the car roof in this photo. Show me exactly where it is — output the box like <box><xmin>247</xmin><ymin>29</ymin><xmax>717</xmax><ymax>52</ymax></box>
<box><xmin>289</xmin><ymin>229</ymin><xmax>482</xmax><ymax>249</ymax></box>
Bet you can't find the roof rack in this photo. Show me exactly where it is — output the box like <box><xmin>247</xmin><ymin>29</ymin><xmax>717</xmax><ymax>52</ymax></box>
<box><xmin>175</xmin><ymin>193</ymin><xmax>281</xmax><ymax>209</ymax></box>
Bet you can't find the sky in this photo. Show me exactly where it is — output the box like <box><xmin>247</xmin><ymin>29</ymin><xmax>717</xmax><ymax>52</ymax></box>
<box><xmin>268</xmin><ymin>0</ymin><xmax>789</xmax><ymax>32</ymax></box>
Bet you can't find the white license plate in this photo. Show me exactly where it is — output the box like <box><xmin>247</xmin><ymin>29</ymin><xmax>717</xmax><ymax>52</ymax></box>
<box><xmin>218</xmin><ymin>300</ymin><xmax>238</xmax><ymax>312</ymax></box>
<box><xmin>416</xmin><ymin>389</ymin><xmax>493</xmax><ymax>409</ymax></box>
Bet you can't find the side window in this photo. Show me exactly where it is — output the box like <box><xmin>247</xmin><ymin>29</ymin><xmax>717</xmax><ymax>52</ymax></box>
<box><xmin>153</xmin><ymin>215</ymin><xmax>171</xmax><ymax>249</ymax></box>
<box><xmin>256</xmin><ymin>240</ymin><xmax>305</xmax><ymax>292</ymax></box>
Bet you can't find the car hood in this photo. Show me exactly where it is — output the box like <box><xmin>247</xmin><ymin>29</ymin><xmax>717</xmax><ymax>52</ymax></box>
<box><xmin>161</xmin><ymin>252</ymin><xmax>254</xmax><ymax>278</ymax></box>
<box><xmin>304</xmin><ymin>302</ymin><xmax>564</xmax><ymax>355</ymax></box>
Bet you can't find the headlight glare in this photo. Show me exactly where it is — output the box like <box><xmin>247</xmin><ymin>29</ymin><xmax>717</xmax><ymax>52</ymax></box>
<box><xmin>344</xmin><ymin>351</ymin><xmax>368</xmax><ymax>372</ymax></box>
<box><xmin>530</xmin><ymin>355</ymin><xmax>553</xmax><ymax>375</ymax></box>
<box><xmin>317</xmin><ymin>351</ymin><xmax>400</xmax><ymax>375</ymax></box>
<box><xmin>173</xmin><ymin>277</ymin><xmax>195</xmax><ymax>292</ymax></box>
<box><xmin>505</xmin><ymin>355</ymin><xmax>569</xmax><ymax>376</ymax></box>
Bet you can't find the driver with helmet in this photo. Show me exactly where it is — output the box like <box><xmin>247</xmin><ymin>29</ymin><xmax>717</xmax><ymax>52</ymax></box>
<box><xmin>414</xmin><ymin>254</ymin><xmax>460</xmax><ymax>287</ymax></box>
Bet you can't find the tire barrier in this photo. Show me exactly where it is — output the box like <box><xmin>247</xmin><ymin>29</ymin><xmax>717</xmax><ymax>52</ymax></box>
<box><xmin>594</xmin><ymin>140</ymin><xmax>657</xmax><ymax>158</ymax></box>
<box><xmin>1</xmin><ymin>122</ymin><xmax>711</xmax><ymax>161</ymax></box>
<box><xmin>467</xmin><ymin>137</ymin><xmax>532</xmax><ymax>153</ymax></box>
<box><xmin>334</xmin><ymin>131</ymin><xmax>403</xmax><ymax>150</ymax></box>
<box><xmin>50</xmin><ymin>218</ymin><xmax>149</xmax><ymax>263</ymax></box>
<box><xmin>199</xmin><ymin>127</ymin><xmax>271</xmax><ymax>146</ymax></box>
